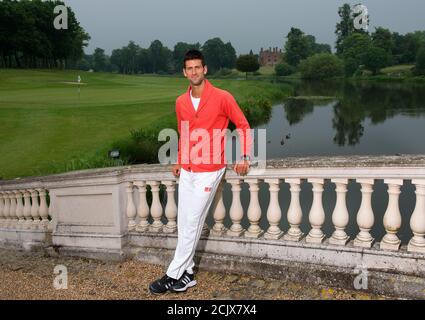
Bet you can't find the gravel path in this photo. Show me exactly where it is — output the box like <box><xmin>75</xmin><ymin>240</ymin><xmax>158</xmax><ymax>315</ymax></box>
<box><xmin>0</xmin><ymin>248</ymin><xmax>389</xmax><ymax>300</ymax></box>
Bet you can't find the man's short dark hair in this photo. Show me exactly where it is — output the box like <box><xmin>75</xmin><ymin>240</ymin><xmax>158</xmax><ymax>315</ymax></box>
<box><xmin>183</xmin><ymin>49</ymin><xmax>206</xmax><ymax>68</ymax></box>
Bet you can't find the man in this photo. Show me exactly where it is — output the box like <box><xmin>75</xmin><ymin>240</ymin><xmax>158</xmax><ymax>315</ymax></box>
<box><xmin>149</xmin><ymin>49</ymin><xmax>251</xmax><ymax>294</ymax></box>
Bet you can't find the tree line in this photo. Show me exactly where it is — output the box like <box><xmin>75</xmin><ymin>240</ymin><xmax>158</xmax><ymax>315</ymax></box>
<box><xmin>2</xmin><ymin>1</ymin><xmax>424</xmax><ymax>78</ymax></box>
<box><xmin>80</xmin><ymin>37</ymin><xmax>237</xmax><ymax>75</ymax></box>
<box><xmin>279</xmin><ymin>3</ymin><xmax>425</xmax><ymax>78</ymax></box>
<box><xmin>0</xmin><ymin>0</ymin><xmax>90</xmax><ymax>69</ymax></box>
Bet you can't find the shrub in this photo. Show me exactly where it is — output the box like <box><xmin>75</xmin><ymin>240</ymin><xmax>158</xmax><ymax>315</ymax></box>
<box><xmin>275</xmin><ymin>63</ymin><xmax>295</xmax><ymax>76</ymax></box>
<box><xmin>299</xmin><ymin>53</ymin><xmax>344</xmax><ymax>79</ymax></box>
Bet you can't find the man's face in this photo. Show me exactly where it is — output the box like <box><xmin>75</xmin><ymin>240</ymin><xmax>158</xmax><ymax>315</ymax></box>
<box><xmin>183</xmin><ymin>59</ymin><xmax>208</xmax><ymax>86</ymax></box>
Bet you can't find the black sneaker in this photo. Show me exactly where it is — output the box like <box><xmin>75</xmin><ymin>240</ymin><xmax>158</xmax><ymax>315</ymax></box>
<box><xmin>170</xmin><ymin>271</ymin><xmax>197</xmax><ymax>293</ymax></box>
<box><xmin>149</xmin><ymin>274</ymin><xmax>178</xmax><ymax>294</ymax></box>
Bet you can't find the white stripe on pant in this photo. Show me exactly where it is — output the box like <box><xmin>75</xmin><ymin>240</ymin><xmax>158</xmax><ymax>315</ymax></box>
<box><xmin>166</xmin><ymin>167</ymin><xmax>226</xmax><ymax>280</ymax></box>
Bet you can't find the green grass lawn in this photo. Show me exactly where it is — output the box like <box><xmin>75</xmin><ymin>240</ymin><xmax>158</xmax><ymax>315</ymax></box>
<box><xmin>0</xmin><ymin>69</ymin><xmax>290</xmax><ymax>179</ymax></box>
<box><xmin>381</xmin><ymin>64</ymin><xmax>414</xmax><ymax>75</ymax></box>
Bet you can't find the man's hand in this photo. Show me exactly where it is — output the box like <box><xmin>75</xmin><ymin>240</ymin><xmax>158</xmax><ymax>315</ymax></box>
<box><xmin>172</xmin><ymin>164</ymin><xmax>182</xmax><ymax>177</ymax></box>
<box><xmin>233</xmin><ymin>160</ymin><xmax>250</xmax><ymax>176</ymax></box>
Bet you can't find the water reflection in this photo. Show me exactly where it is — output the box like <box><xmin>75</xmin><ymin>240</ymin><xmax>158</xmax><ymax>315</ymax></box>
<box><xmin>259</xmin><ymin>80</ymin><xmax>425</xmax><ymax>157</ymax></box>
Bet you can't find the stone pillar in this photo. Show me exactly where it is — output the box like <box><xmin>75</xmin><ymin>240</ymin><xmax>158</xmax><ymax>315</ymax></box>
<box><xmin>408</xmin><ymin>180</ymin><xmax>425</xmax><ymax>253</ymax></box>
<box><xmin>135</xmin><ymin>181</ymin><xmax>149</xmax><ymax>232</ymax></box>
<box><xmin>226</xmin><ymin>179</ymin><xmax>245</xmax><ymax>237</ymax></box>
<box><xmin>37</xmin><ymin>188</ymin><xmax>50</xmax><ymax>230</ymax></box>
<box><xmin>264</xmin><ymin>179</ymin><xmax>283</xmax><ymax>240</ymax></box>
<box><xmin>211</xmin><ymin>182</ymin><xmax>226</xmax><ymax>236</ymax></box>
<box><xmin>329</xmin><ymin>179</ymin><xmax>350</xmax><ymax>245</ymax></box>
<box><xmin>148</xmin><ymin>181</ymin><xmax>163</xmax><ymax>232</ymax></box>
<box><xmin>0</xmin><ymin>192</ymin><xmax>4</xmax><ymax>227</ymax></box>
<box><xmin>163</xmin><ymin>181</ymin><xmax>177</xmax><ymax>234</ymax></box>
<box><xmin>126</xmin><ymin>182</ymin><xmax>137</xmax><ymax>231</ymax></box>
<box><xmin>3</xmin><ymin>191</ymin><xmax>11</xmax><ymax>227</ymax></box>
<box><xmin>284</xmin><ymin>179</ymin><xmax>304</xmax><ymax>241</ymax></box>
<box><xmin>306</xmin><ymin>179</ymin><xmax>325</xmax><ymax>244</ymax></box>
<box><xmin>30</xmin><ymin>189</ymin><xmax>41</xmax><ymax>230</ymax></box>
<box><xmin>23</xmin><ymin>190</ymin><xmax>32</xmax><ymax>229</ymax></box>
<box><xmin>354</xmin><ymin>179</ymin><xmax>375</xmax><ymax>248</ymax></box>
<box><xmin>9</xmin><ymin>190</ymin><xmax>18</xmax><ymax>228</ymax></box>
<box><xmin>380</xmin><ymin>179</ymin><xmax>403</xmax><ymax>251</ymax></box>
<box><xmin>245</xmin><ymin>179</ymin><xmax>264</xmax><ymax>238</ymax></box>
<box><xmin>15</xmin><ymin>190</ymin><xmax>25</xmax><ymax>229</ymax></box>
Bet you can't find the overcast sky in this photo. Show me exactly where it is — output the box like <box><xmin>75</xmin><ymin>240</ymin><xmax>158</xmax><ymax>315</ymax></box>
<box><xmin>64</xmin><ymin>0</ymin><xmax>425</xmax><ymax>55</ymax></box>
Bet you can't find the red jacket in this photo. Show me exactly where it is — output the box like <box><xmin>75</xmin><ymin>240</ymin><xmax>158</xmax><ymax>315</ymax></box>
<box><xmin>176</xmin><ymin>79</ymin><xmax>252</xmax><ymax>172</ymax></box>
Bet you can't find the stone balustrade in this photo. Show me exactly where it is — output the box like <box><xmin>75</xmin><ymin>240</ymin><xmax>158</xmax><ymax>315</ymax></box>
<box><xmin>125</xmin><ymin>161</ymin><xmax>425</xmax><ymax>254</ymax></box>
<box><xmin>0</xmin><ymin>188</ymin><xmax>52</xmax><ymax>231</ymax></box>
<box><xmin>1</xmin><ymin>155</ymin><xmax>425</xmax><ymax>297</ymax></box>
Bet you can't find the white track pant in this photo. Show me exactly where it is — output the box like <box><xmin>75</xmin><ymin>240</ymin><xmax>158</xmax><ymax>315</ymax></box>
<box><xmin>166</xmin><ymin>167</ymin><xmax>226</xmax><ymax>280</ymax></box>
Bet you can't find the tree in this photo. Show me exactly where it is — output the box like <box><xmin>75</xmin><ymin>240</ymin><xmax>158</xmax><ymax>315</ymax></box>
<box><xmin>0</xmin><ymin>0</ymin><xmax>89</xmax><ymax>69</ymax></box>
<box><xmin>305</xmin><ymin>35</ymin><xmax>331</xmax><ymax>55</ymax></box>
<box><xmin>361</xmin><ymin>46</ymin><xmax>391</xmax><ymax>75</ymax></box>
<box><xmin>335</xmin><ymin>3</ymin><xmax>370</xmax><ymax>56</ymax></box>
<box><xmin>93</xmin><ymin>48</ymin><xmax>106</xmax><ymax>71</ymax></box>
<box><xmin>236</xmin><ymin>54</ymin><xmax>260</xmax><ymax>79</ymax></box>
<box><xmin>173</xmin><ymin>42</ymin><xmax>201</xmax><ymax>72</ymax></box>
<box><xmin>372</xmin><ymin>27</ymin><xmax>394</xmax><ymax>54</ymax></box>
<box><xmin>342</xmin><ymin>33</ymin><xmax>372</xmax><ymax>76</ymax></box>
<box><xmin>299</xmin><ymin>53</ymin><xmax>344</xmax><ymax>79</ymax></box>
<box><xmin>414</xmin><ymin>46</ymin><xmax>425</xmax><ymax>76</ymax></box>
<box><xmin>222</xmin><ymin>42</ymin><xmax>237</xmax><ymax>69</ymax></box>
<box><xmin>202</xmin><ymin>38</ymin><xmax>237</xmax><ymax>73</ymax></box>
<box><xmin>335</xmin><ymin>3</ymin><xmax>354</xmax><ymax>55</ymax></box>
<box><xmin>148</xmin><ymin>40</ymin><xmax>172</xmax><ymax>74</ymax></box>
<box><xmin>284</xmin><ymin>27</ymin><xmax>310</xmax><ymax>67</ymax></box>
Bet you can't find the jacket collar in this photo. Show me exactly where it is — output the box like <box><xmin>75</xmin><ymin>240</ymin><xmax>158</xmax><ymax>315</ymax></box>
<box><xmin>186</xmin><ymin>79</ymin><xmax>214</xmax><ymax>114</ymax></box>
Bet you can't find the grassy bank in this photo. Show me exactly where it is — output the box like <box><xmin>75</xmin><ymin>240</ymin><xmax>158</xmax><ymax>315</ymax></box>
<box><xmin>0</xmin><ymin>69</ymin><xmax>292</xmax><ymax>179</ymax></box>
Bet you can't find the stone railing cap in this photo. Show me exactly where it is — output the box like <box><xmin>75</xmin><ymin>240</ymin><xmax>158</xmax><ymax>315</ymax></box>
<box><xmin>1</xmin><ymin>154</ymin><xmax>425</xmax><ymax>187</ymax></box>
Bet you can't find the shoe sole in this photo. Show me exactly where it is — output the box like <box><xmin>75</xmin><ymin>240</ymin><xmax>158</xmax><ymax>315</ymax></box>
<box><xmin>170</xmin><ymin>280</ymin><xmax>197</xmax><ymax>293</ymax></box>
<box><xmin>149</xmin><ymin>285</ymin><xmax>168</xmax><ymax>295</ymax></box>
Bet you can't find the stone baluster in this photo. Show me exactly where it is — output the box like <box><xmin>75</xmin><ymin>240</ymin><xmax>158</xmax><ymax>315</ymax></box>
<box><xmin>0</xmin><ymin>192</ymin><xmax>5</xmax><ymax>227</ymax></box>
<box><xmin>226</xmin><ymin>179</ymin><xmax>245</xmax><ymax>237</ymax></box>
<box><xmin>30</xmin><ymin>189</ymin><xmax>41</xmax><ymax>230</ymax></box>
<box><xmin>23</xmin><ymin>190</ymin><xmax>32</xmax><ymax>229</ymax></box>
<box><xmin>9</xmin><ymin>190</ymin><xmax>18</xmax><ymax>228</ymax></box>
<box><xmin>354</xmin><ymin>179</ymin><xmax>375</xmax><ymax>248</ymax></box>
<box><xmin>126</xmin><ymin>182</ymin><xmax>137</xmax><ymax>231</ymax></box>
<box><xmin>380</xmin><ymin>179</ymin><xmax>403</xmax><ymax>251</ymax></box>
<box><xmin>148</xmin><ymin>181</ymin><xmax>163</xmax><ymax>232</ymax></box>
<box><xmin>408</xmin><ymin>180</ymin><xmax>425</xmax><ymax>253</ymax></box>
<box><xmin>47</xmin><ymin>192</ymin><xmax>53</xmax><ymax>232</ymax></box>
<box><xmin>284</xmin><ymin>179</ymin><xmax>304</xmax><ymax>241</ymax></box>
<box><xmin>163</xmin><ymin>181</ymin><xmax>177</xmax><ymax>233</ymax></box>
<box><xmin>15</xmin><ymin>190</ymin><xmax>25</xmax><ymax>228</ymax></box>
<box><xmin>245</xmin><ymin>179</ymin><xmax>264</xmax><ymax>238</ymax></box>
<box><xmin>3</xmin><ymin>192</ymin><xmax>11</xmax><ymax>227</ymax></box>
<box><xmin>135</xmin><ymin>181</ymin><xmax>149</xmax><ymax>232</ymax></box>
<box><xmin>329</xmin><ymin>179</ymin><xmax>350</xmax><ymax>245</ymax></box>
<box><xmin>306</xmin><ymin>179</ymin><xmax>325</xmax><ymax>244</ymax></box>
<box><xmin>264</xmin><ymin>179</ymin><xmax>283</xmax><ymax>240</ymax></box>
<box><xmin>37</xmin><ymin>188</ymin><xmax>50</xmax><ymax>230</ymax></box>
<box><xmin>211</xmin><ymin>182</ymin><xmax>226</xmax><ymax>236</ymax></box>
